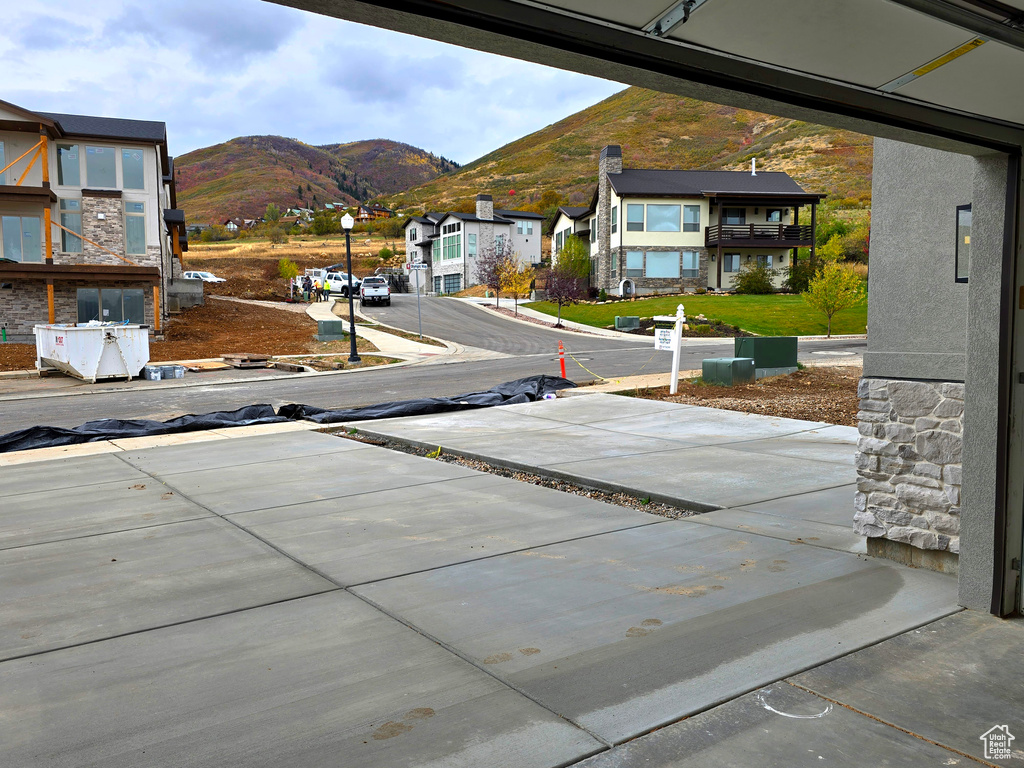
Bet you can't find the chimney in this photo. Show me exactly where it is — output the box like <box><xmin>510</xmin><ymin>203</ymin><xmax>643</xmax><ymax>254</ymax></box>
<box><xmin>475</xmin><ymin>193</ymin><xmax>493</xmax><ymax>221</ymax></box>
<box><xmin>600</xmin><ymin>145</ymin><xmax>622</xmax><ymax>175</ymax></box>
<box><xmin>751</xmin><ymin>158</ymin><xmax>757</xmax><ymax>176</ymax></box>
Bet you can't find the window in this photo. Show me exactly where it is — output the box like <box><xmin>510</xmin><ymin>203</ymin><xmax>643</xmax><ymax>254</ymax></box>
<box><xmin>121</xmin><ymin>149</ymin><xmax>145</xmax><ymax>190</ymax></box>
<box><xmin>555</xmin><ymin>231</ymin><xmax>563</xmax><ymax>253</ymax></box>
<box><xmin>516</xmin><ymin>220</ymin><xmax>533</xmax><ymax>235</ymax></box>
<box><xmin>625</xmin><ymin>250</ymin><xmax>643</xmax><ymax>278</ymax></box>
<box><xmin>86</xmin><ymin>146</ymin><xmax>116</xmax><ymax>187</ymax></box>
<box><xmin>409</xmin><ymin>227</ymin><xmax>417</xmax><ymax>241</ymax></box>
<box><xmin>525</xmin><ymin>220</ymin><xmax>533</xmax><ymax>235</ymax></box>
<box><xmin>756</xmin><ymin>255</ymin><xmax>773</xmax><ymax>268</ymax></box>
<box><xmin>0</xmin><ymin>216</ymin><xmax>41</xmax><ymax>262</ymax></box>
<box><xmin>683</xmin><ymin>205</ymin><xmax>700</xmax><ymax>232</ymax></box>
<box><xmin>766</xmin><ymin>209</ymin><xmax>782</xmax><ymax>223</ymax></box>
<box><xmin>433</xmin><ymin>275</ymin><xmax>442</xmax><ymax>292</ymax></box>
<box><xmin>647</xmin><ymin>204</ymin><xmax>681</xmax><ymax>232</ymax></box>
<box><xmin>611</xmin><ymin>251</ymin><xmax>618</xmax><ymax>277</ymax></box>
<box><xmin>682</xmin><ymin>251</ymin><xmax>699</xmax><ymax>278</ymax></box>
<box><xmin>722</xmin><ymin>207</ymin><xmax>746</xmax><ymax>225</ymax></box>
<box><xmin>125</xmin><ymin>201</ymin><xmax>146</xmax><ymax>255</ymax></box>
<box><xmin>443</xmin><ymin>274</ymin><xmax>461</xmax><ymax>294</ymax></box>
<box><xmin>611</xmin><ymin>205</ymin><xmax>618</xmax><ymax>234</ymax></box>
<box><xmin>76</xmin><ymin>288</ymin><xmax>145</xmax><ymax>323</ymax></box>
<box><xmin>496</xmin><ymin>233</ymin><xmax>505</xmax><ymax>251</ymax></box>
<box><xmin>432</xmin><ymin>238</ymin><xmax>440</xmax><ymax>262</ymax></box>
<box><xmin>626</xmin><ymin>204</ymin><xmax>644</xmax><ymax>231</ymax></box>
<box><xmin>60</xmin><ymin>199</ymin><xmax>83</xmax><ymax>253</ymax></box>
<box><xmin>442</xmin><ymin>233</ymin><xmax>462</xmax><ymax>260</ymax></box>
<box><xmin>468</xmin><ymin>233</ymin><xmax>477</xmax><ymax>257</ymax></box>
<box><xmin>723</xmin><ymin>253</ymin><xmax>741</xmax><ymax>273</ymax></box>
<box><xmin>590</xmin><ymin>219</ymin><xmax>596</xmax><ymax>243</ymax></box>
<box><xmin>956</xmin><ymin>204</ymin><xmax>971</xmax><ymax>283</ymax></box>
<box><xmin>646</xmin><ymin>250</ymin><xmax>680</xmax><ymax>278</ymax></box>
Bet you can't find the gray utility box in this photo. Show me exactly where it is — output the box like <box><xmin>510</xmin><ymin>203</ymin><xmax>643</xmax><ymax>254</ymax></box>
<box><xmin>615</xmin><ymin>315</ymin><xmax>640</xmax><ymax>330</ymax></box>
<box><xmin>316</xmin><ymin>320</ymin><xmax>349</xmax><ymax>341</ymax></box>
<box><xmin>734</xmin><ymin>337</ymin><xmax>798</xmax><ymax>379</ymax></box>
<box><xmin>702</xmin><ymin>357</ymin><xmax>756</xmax><ymax>386</ymax></box>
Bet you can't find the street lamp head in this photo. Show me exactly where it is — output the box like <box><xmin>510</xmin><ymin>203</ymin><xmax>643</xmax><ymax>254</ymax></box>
<box><xmin>341</xmin><ymin>213</ymin><xmax>355</xmax><ymax>231</ymax></box>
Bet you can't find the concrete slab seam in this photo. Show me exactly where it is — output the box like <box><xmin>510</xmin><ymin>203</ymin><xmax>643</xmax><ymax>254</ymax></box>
<box><xmin>0</xmin><ymin>514</ymin><xmax>213</xmax><ymax>554</ymax></box>
<box><xmin>782</xmin><ymin>674</ymin><xmax>995</xmax><ymax>766</ymax></box>
<box><xmin>722</xmin><ymin>482</ymin><xmax>861</xmax><ymax>511</ymax></box>
<box><xmin>116</xmin><ymin>442</ymin><xmax>376</xmax><ymax>478</ymax></box>
<box><xmin>348</xmin><ymin>587</ymin><xmax>615</xmax><ymax>750</ymax></box>
<box><xmin>0</xmin><ymin>587</ymin><xmax>342</xmax><ymax>666</ymax></box>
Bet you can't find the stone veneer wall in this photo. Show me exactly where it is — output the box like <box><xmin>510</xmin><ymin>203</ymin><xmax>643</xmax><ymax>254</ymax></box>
<box><xmin>0</xmin><ymin>280</ymin><xmax>154</xmax><ymax>340</ymax></box>
<box><xmin>612</xmin><ymin>245</ymin><xmax>709</xmax><ymax>294</ymax></box>
<box><xmin>854</xmin><ymin>378</ymin><xmax>964</xmax><ymax>555</ymax></box>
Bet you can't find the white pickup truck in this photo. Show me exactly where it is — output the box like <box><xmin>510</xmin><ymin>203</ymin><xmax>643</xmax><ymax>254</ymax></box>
<box><xmin>359</xmin><ymin>275</ymin><xmax>391</xmax><ymax>306</ymax></box>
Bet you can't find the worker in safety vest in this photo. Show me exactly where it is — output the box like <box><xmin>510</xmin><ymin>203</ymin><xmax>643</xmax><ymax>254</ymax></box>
<box><xmin>323</xmin><ymin>278</ymin><xmax>331</xmax><ymax>300</ymax></box>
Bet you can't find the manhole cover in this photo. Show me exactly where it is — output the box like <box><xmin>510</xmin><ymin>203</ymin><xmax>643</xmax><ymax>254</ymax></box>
<box><xmin>811</xmin><ymin>351</ymin><xmax>856</xmax><ymax>356</ymax></box>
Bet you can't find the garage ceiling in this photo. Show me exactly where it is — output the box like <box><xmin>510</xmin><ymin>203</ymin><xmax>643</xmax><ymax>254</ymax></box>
<box><xmin>274</xmin><ymin>0</ymin><xmax>1024</xmax><ymax>150</ymax></box>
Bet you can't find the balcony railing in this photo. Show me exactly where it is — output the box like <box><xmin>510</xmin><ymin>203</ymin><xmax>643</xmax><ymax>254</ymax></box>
<box><xmin>705</xmin><ymin>223</ymin><xmax>813</xmax><ymax>246</ymax></box>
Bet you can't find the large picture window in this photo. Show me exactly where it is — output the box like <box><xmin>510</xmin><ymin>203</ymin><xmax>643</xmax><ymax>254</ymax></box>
<box><xmin>76</xmin><ymin>288</ymin><xmax>145</xmax><ymax>323</ymax></box>
<box><xmin>682</xmin><ymin>251</ymin><xmax>700</xmax><ymax>278</ymax></box>
<box><xmin>956</xmin><ymin>204</ymin><xmax>971</xmax><ymax>283</ymax></box>
<box><xmin>626</xmin><ymin>204</ymin><xmax>644</xmax><ymax>231</ymax></box>
<box><xmin>647</xmin><ymin>205</ymin><xmax>680</xmax><ymax>232</ymax></box>
<box><xmin>625</xmin><ymin>250</ymin><xmax>644</xmax><ymax>278</ymax></box>
<box><xmin>60</xmin><ymin>199</ymin><xmax>83</xmax><ymax>253</ymax></box>
<box><xmin>646</xmin><ymin>250</ymin><xmax>680</xmax><ymax>278</ymax></box>
<box><xmin>125</xmin><ymin>201</ymin><xmax>146</xmax><ymax>255</ymax></box>
<box><xmin>121</xmin><ymin>149</ymin><xmax>145</xmax><ymax>190</ymax></box>
<box><xmin>723</xmin><ymin>253</ymin><xmax>741</xmax><ymax>273</ymax></box>
<box><xmin>86</xmin><ymin>146</ymin><xmax>116</xmax><ymax>188</ymax></box>
<box><xmin>683</xmin><ymin>205</ymin><xmax>700</xmax><ymax>232</ymax></box>
<box><xmin>0</xmin><ymin>215</ymin><xmax>41</xmax><ymax>262</ymax></box>
<box><xmin>57</xmin><ymin>144</ymin><xmax>80</xmax><ymax>186</ymax></box>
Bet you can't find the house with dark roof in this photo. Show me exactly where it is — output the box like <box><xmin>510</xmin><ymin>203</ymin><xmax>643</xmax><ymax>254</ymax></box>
<box><xmin>356</xmin><ymin>203</ymin><xmax>394</xmax><ymax>222</ymax></box>
<box><xmin>550</xmin><ymin>205</ymin><xmax>592</xmax><ymax>260</ymax></box>
<box><xmin>584</xmin><ymin>145</ymin><xmax>825</xmax><ymax>295</ymax></box>
<box><xmin>402</xmin><ymin>197</ymin><xmax>544</xmax><ymax>294</ymax></box>
<box><xmin>0</xmin><ymin>99</ymin><xmax>188</xmax><ymax>341</ymax></box>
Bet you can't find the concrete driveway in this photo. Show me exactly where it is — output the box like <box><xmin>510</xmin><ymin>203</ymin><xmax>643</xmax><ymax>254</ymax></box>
<box><xmin>1</xmin><ymin>396</ymin><xmax>999</xmax><ymax>767</ymax></box>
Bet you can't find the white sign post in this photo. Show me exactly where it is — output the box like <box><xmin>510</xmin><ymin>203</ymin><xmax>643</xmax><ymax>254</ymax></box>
<box><xmin>653</xmin><ymin>304</ymin><xmax>686</xmax><ymax>394</ymax></box>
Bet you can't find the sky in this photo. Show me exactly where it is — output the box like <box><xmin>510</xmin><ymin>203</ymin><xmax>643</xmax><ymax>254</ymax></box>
<box><xmin>0</xmin><ymin>0</ymin><xmax>625</xmax><ymax>163</ymax></box>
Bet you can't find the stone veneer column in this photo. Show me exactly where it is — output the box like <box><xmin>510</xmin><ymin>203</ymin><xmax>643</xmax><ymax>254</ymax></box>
<box><xmin>597</xmin><ymin>145</ymin><xmax>622</xmax><ymax>292</ymax></box>
<box><xmin>475</xmin><ymin>194</ymin><xmax>495</xmax><ymax>289</ymax></box>
<box><xmin>854</xmin><ymin>378</ymin><xmax>963</xmax><ymax>572</ymax></box>
<box><xmin>80</xmin><ymin>191</ymin><xmax>126</xmax><ymax>265</ymax></box>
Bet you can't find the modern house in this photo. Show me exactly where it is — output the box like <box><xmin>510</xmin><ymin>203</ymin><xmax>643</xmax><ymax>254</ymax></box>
<box><xmin>403</xmin><ymin>195</ymin><xmax>544</xmax><ymax>294</ymax></box>
<box><xmin>0</xmin><ymin>99</ymin><xmax>187</xmax><ymax>341</ymax></box>
<box><xmin>574</xmin><ymin>145</ymin><xmax>824</xmax><ymax>295</ymax></box>
<box><xmin>550</xmin><ymin>205</ymin><xmax>591</xmax><ymax>260</ymax></box>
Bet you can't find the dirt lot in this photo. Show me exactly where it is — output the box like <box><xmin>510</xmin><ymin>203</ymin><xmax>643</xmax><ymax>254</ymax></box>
<box><xmin>628</xmin><ymin>365</ymin><xmax>861</xmax><ymax>426</ymax></box>
<box><xmin>184</xmin><ymin>235</ymin><xmax>406</xmax><ymax>301</ymax></box>
<box><xmin>0</xmin><ymin>300</ymin><xmax>380</xmax><ymax>371</ymax></box>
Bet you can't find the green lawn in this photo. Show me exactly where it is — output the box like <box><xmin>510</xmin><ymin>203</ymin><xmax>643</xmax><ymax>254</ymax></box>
<box><xmin>525</xmin><ymin>294</ymin><xmax>867</xmax><ymax>336</ymax></box>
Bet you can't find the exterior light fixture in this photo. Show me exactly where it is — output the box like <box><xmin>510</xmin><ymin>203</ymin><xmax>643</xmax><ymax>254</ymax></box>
<box><xmin>955</xmin><ymin>204</ymin><xmax>971</xmax><ymax>283</ymax></box>
<box><xmin>340</xmin><ymin>213</ymin><xmax>361</xmax><ymax>363</ymax></box>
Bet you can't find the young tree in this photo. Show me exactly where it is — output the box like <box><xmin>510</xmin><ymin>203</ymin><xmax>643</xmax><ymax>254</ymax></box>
<box><xmin>803</xmin><ymin>261</ymin><xmax>866</xmax><ymax>337</ymax></box>
<box><xmin>476</xmin><ymin>237</ymin><xmax>516</xmax><ymax>309</ymax></box>
<box><xmin>265</xmin><ymin>203</ymin><xmax>281</xmax><ymax>223</ymax></box>
<box><xmin>547</xmin><ymin>235</ymin><xmax>590</xmax><ymax>325</ymax></box>
<box><xmin>507</xmin><ymin>260</ymin><xmax>535</xmax><ymax>315</ymax></box>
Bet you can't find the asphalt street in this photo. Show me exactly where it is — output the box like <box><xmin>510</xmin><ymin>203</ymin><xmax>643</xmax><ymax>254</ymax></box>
<box><xmin>0</xmin><ymin>295</ymin><xmax>865</xmax><ymax>431</ymax></box>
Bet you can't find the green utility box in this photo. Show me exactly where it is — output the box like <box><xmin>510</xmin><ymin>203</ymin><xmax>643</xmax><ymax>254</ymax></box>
<box><xmin>615</xmin><ymin>316</ymin><xmax>640</xmax><ymax>330</ymax></box>
<box><xmin>702</xmin><ymin>357</ymin><xmax>756</xmax><ymax>386</ymax></box>
<box><xmin>316</xmin><ymin>320</ymin><xmax>349</xmax><ymax>342</ymax></box>
<box><xmin>734</xmin><ymin>337</ymin><xmax>798</xmax><ymax>378</ymax></box>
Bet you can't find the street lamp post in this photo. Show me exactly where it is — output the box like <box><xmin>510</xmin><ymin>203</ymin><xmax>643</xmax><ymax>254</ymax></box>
<box><xmin>341</xmin><ymin>213</ymin><xmax>361</xmax><ymax>364</ymax></box>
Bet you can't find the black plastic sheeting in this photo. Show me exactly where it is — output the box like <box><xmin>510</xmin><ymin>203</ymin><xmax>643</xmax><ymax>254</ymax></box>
<box><xmin>0</xmin><ymin>404</ymin><xmax>287</xmax><ymax>454</ymax></box>
<box><xmin>278</xmin><ymin>375</ymin><xmax>577</xmax><ymax>424</ymax></box>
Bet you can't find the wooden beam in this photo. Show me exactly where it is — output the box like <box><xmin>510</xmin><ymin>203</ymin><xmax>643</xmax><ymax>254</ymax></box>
<box><xmin>43</xmin><ymin>207</ymin><xmax>53</xmax><ymax>264</ymax></box>
<box><xmin>14</xmin><ymin>148</ymin><xmax>41</xmax><ymax>186</ymax></box>
<box><xmin>152</xmin><ymin>285</ymin><xmax>161</xmax><ymax>332</ymax></box>
<box><xmin>46</xmin><ymin>280</ymin><xmax>55</xmax><ymax>324</ymax></box>
<box><xmin>39</xmin><ymin>130</ymin><xmax>49</xmax><ymax>187</ymax></box>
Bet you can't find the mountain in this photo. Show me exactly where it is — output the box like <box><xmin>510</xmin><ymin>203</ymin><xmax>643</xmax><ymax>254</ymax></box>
<box><xmin>174</xmin><ymin>136</ymin><xmax>458</xmax><ymax>224</ymax></box>
<box><xmin>389</xmin><ymin>87</ymin><xmax>873</xmax><ymax>214</ymax></box>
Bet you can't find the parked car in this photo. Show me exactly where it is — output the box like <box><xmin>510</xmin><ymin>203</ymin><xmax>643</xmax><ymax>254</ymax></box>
<box><xmin>183</xmin><ymin>271</ymin><xmax>226</xmax><ymax>283</ymax></box>
<box><xmin>324</xmin><ymin>271</ymin><xmax>362</xmax><ymax>297</ymax></box>
<box><xmin>359</xmin><ymin>275</ymin><xmax>391</xmax><ymax>306</ymax></box>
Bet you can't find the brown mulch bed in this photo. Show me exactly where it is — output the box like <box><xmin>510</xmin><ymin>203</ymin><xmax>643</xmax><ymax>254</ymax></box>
<box><xmin>624</xmin><ymin>317</ymin><xmax>754</xmax><ymax>338</ymax></box>
<box><xmin>629</xmin><ymin>365</ymin><xmax>861</xmax><ymax>426</ymax></box>
<box><xmin>0</xmin><ymin>301</ymin><xmax>378</xmax><ymax>371</ymax></box>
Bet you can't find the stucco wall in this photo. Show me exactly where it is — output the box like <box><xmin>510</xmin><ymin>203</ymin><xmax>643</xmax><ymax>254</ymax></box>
<box><xmin>863</xmin><ymin>139</ymin><xmax>971</xmax><ymax>382</ymax></box>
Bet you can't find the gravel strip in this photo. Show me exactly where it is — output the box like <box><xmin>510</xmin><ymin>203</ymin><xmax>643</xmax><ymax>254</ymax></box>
<box><xmin>337</xmin><ymin>432</ymin><xmax>698</xmax><ymax>520</ymax></box>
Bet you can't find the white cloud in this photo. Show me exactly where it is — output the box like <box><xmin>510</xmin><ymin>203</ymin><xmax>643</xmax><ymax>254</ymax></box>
<box><xmin>0</xmin><ymin>0</ymin><xmax>623</xmax><ymax>164</ymax></box>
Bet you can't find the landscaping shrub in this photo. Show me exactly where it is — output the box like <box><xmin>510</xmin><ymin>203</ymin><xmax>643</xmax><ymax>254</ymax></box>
<box><xmin>598</xmin><ymin>288</ymin><xmax>608</xmax><ymax>301</ymax></box>
<box><xmin>786</xmin><ymin>259</ymin><xmax>814</xmax><ymax>293</ymax></box>
<box><xmin>691</xmin><ymin>324</ymin><xmax>714</xmax><ymax>335</ymax></box>
<box><xmin>733</xmin><ymin>263</ymin><xmax>778</xmax><ymax>294</ymax></box>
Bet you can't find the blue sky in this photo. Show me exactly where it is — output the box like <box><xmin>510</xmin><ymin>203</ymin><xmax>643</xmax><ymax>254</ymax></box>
<box><xmin>1</xmin><ymin>0</ymin><xmax>624</xmax><ymax>162</ymax></box>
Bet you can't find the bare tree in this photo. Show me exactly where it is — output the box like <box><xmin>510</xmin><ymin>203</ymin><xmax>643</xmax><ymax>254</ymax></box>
<box><xmin>476</xmin><ymin>237</ymin><xmax>517</xmax><ymax>308</ymax></box>
<box><xmin>546</xmin><ymin>235</ymin><xmax>590</xmax><ymax>325</ymax></box>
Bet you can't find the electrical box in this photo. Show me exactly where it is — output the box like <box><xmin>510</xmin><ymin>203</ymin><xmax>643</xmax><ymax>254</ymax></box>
<box><xmin>734</xmin><ymin>337</ymin><xmax>798</xmax><ymax>378</ymax></box>
<box><xmin>702</xmin><ymin>357</ymin><xmax>755</xmax><ymax>386</ymax></box>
